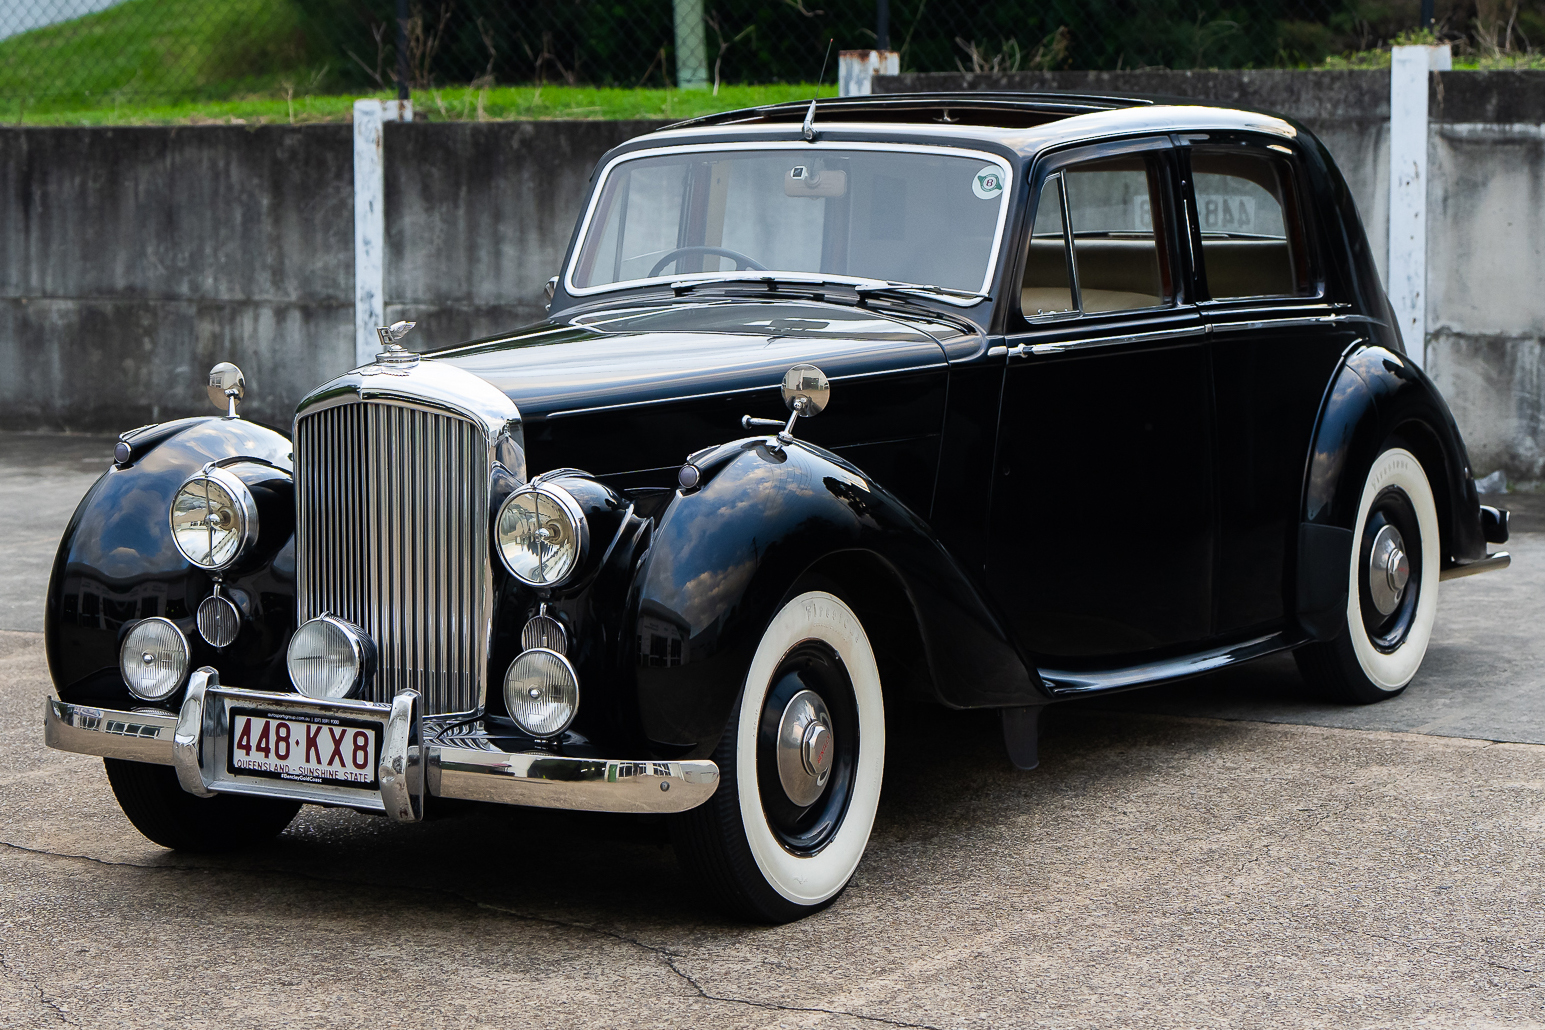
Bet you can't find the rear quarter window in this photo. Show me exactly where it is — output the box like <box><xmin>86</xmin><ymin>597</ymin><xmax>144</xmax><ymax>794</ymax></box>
<box><xmin>1189</xmin><ymin>148</ymin><xmax>1314</xmax><ymax>300</ymax></box>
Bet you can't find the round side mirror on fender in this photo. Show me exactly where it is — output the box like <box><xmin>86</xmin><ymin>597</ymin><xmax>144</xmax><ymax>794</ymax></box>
<box><xmin>781</xmin><ymin>364</ymin><xmax>829</xmax><ymax>417</ymax></box>
<box><xmin>207</xmin><ymin>362</ymin><xmax>246</xmax><ymax>417</ymax></box>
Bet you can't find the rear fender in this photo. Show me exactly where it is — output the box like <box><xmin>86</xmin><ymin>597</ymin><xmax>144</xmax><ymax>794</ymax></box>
<box><xmin>1296</xmin><ymin>346</ymin><xmax>1485</xmax><ymax>639</ymax></box>
<box><xmin>633</xmin><ymin>438</ymin><xmax>1040</xmax><ymax>758</ymax></box>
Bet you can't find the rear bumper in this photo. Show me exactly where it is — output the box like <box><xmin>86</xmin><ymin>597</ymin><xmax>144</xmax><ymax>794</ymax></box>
<box><xmin>1440</xmin><ymin>551</ymin><xmax>1511</xmax><ymax>581</ymax></box>
<box><xmin>44</xmin><ymin>669</ymin><xmax>718</xmax><ymax>821</ymax></box>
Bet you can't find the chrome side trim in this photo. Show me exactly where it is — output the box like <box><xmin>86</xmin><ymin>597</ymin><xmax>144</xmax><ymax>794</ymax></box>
<box><xmin>1041</xmin><ymin>632</ymin><xmax>1295</xmax><ymax>696</ymax></box>
<box><xmin>1204</xmin><ymin>313</ymin><xmax>1381</xmax><ymax>332</ymax></box>
<box><xmin>43</xmin><ymin>697</ymin><xmax>176</xmax><ymax>766</ymax></box>
<box><xmin>1440</xmin><ymin>551</ymin><xmax>1511</xmax><ymax>581</ymax></box>
<box><xmin>1014</xmin><ymin>325</ymin><xmax>1208</xmax><ymax>359</ymax></box>
<box><xmin>427</xmin><ymin>744</ymin><xmax>720</xmax><ymax>814</ymax></box>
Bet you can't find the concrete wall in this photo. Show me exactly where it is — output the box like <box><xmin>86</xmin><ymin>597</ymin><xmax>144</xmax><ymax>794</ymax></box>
<box><xmin>0</xmin><ymin>120</ymin><xmax>654</xmax><ymax>431</ymax></box>
<box><xmin>2</xmin><ymin>74</ymin><xmax>1542</xmax><ymax>481</ymax></box>
<box><xmin>879</xmin><ymin>70</ymin><xmax>1545</xmax><ymax>482</ymax></box>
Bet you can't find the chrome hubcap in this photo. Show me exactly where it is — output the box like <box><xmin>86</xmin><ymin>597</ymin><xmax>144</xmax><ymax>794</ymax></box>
<box><xmin>1368</xmin><ymin>523</ymin><xmax>1410</xmax><ymax>616</ymax></box>
<box><xmin>776</xmin><ymin>689</ymin><xmax>834</xmax><ymax>807</ymax></box>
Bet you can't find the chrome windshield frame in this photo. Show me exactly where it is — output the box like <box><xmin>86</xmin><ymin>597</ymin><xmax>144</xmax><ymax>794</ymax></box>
<box><xmin>563</xmin><ymin>140</ymin><xmax>1015</xmax><ymax>307</ymax></box>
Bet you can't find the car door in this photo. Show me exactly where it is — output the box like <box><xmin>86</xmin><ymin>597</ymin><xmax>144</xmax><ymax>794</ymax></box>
<box><xmin>1179</xmin><ymin>135</ymin><xmax>1365</xmax><ymax>636</ymax></box>
<box><xmin>986</xmin><ymin>137</ymin><xmax>1215</xmax><ymax>662</ymax></box>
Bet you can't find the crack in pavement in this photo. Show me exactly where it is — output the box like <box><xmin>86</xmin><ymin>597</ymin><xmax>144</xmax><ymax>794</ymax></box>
<box><xmin>1347</xmin><ymin>926</ymin><xmax>1544</xmax><ymax>978</ymax></box>
<box><xmin>0</xmin><ymin>949</ymin><xmax>77</xmax><ymax>1026</ymax></box>
<box><xmin>0</xmin><ymin>839</ymin><xmax>945</xmax><ymax>1029</ymax></box>
<box><xmin>473</xmin><ymin>899</ymin><xmax>948</xmax><ymax>1030</ymax></box>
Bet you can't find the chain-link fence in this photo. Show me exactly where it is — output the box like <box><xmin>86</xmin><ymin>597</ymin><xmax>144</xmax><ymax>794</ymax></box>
<box><xmin>3</xmin><ymin>0</ymin><xmax>1540</xmax><ymax>107</ymax></box>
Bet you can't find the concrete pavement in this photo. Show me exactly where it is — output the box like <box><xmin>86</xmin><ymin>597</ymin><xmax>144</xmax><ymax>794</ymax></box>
<box><xmin>1</xmin><ymin>431</ymin><xmax>1541</xmax><ymax>1028</ymax></box>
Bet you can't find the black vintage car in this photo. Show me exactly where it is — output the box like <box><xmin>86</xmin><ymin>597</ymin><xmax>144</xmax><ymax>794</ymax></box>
<box><xmin>45</xmin><ymin>93</ymin><xmax>1511</xmax><ymax>922</ymax></box>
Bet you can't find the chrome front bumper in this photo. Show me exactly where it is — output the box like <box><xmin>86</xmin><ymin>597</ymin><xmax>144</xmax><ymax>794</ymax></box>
<box><xmin>44</xmin><ymin>668</ymin><xmax>718</xmax><ymax>822</ymax></box>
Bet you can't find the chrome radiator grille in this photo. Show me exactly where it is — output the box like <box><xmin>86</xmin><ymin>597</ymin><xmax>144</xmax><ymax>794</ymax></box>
<box><xmin>295</xmin><ymin>401</ymin><xmax>490</xmax><ymax>716</ymax></box>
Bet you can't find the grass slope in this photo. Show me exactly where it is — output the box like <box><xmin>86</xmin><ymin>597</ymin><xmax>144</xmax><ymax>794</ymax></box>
<box><xmin>8</xmin><ymin>83</ymin><xmax>828</xmax><ymax>126</ymax></box>
<box><xmin>1</xmin><ymin>0</ymin><xmax>321</xmax><ymax>114</ymax></box>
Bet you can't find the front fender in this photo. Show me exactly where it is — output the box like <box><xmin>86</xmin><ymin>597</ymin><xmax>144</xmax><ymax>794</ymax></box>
<box><xmin>633</xmin><ymin>437</ymin><xmax>1040</xmax><ymax>757</ymax></box>
<box><xmin>45</xmin><ymin>417</ymin><xmax>296</xmax><ymax>708</ymax></box>
<box><xmin>1296</xmin><ymin>345</ymin><xmax>1486</xmax><ymax>638</ymax></box>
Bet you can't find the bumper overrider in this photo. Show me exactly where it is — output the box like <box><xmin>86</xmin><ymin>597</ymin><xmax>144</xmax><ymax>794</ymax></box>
<box><xmin>44</xmin><ymin>668</ymin><xmax>719</xmax><ymax>822</ymax></box>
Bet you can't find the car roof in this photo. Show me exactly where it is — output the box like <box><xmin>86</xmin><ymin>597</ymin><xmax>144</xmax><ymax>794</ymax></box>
<box><xmin>652</xmin><ymin>91</ymin><xmax>1304</xmax><ymax>157</ymax></box>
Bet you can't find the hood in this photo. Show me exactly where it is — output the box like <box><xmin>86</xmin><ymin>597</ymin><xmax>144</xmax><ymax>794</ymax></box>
<box><xmin>432</xmin><ymin>298</ymin><xmax>969</xmax><ymax>421</ymax></box>
<box><xmin>429</xmin><ymin>297</ymin><xmax>974</xmax><ymax>487</ymax></box>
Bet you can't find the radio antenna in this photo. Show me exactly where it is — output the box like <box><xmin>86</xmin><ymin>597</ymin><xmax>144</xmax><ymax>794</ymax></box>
<box><xmin>802</xmin><ymin>38</ymin><xmax>834</xmax><ymax>142</ymax></box>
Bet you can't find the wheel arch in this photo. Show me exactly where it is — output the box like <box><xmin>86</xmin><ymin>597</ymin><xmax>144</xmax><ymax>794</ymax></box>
<box><xmin>631</xmin><ymin>438</ymin><xmax>1040</xmax><ymax>760</ymax></box>
<box><xmin>800</xmin><ymin>548</ymin><xmax>935</xmax><ymax>711</ymax></box>
<box><xmin>1295</xmin><ymin>344</ymin><xmax>1486</xmax><ymax>640</ymax></box>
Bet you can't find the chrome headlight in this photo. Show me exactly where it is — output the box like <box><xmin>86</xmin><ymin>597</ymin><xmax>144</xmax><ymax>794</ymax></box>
<box><xmin>495</xmin><ymin>484</ymin><xmax>588</xmax><ymax>588</ymax></box>
<box><xmin>504</xmin><ymin>648</ymin><xmax>579</xmax><ymax>737</ymax></box>
<box><xmin>169</xmin><ymin>468</ymin><xmax>258</xmax><ymax>571</ymax></box>
<box><xmin>120</xmin><ymin>617</ymin><xmax>190</xmax><ymax>701</ymax></box>
<box><xmin>287</xmin><ymin>615</ymin><xmax>375</xmax><ymax>700</ymax></box>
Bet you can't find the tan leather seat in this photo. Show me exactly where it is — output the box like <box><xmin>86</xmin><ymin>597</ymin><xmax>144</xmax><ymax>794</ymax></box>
<box><xmin>1201</xmin><ymin>239</ymin><xmax>1293</xmax><ymax>297</ymax></box>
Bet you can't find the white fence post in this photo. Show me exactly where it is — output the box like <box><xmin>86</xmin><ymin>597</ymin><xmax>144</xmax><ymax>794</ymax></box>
<box><xmin>1387</xmin><ymin>44</ymin><xmax>1450</xmax><ymax>364</ymax></box>
<box><xmin>838</xmin><ymin>50</ymin><xmax>900</xmax><ymax>97</ymax></box>
<box><xmin>353</xmin><ymin>98</ymin><xmax>412</xmax><ymax>369</ymax></box>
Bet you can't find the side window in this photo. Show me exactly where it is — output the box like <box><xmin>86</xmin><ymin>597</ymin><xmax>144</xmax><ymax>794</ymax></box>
<box><xmin>1020</xmin><ymin>151</ymin><xmax>1172</xmax><ymax>321</ymax></box>
<box><xmin>1021</xmin><ymin>174</ymin><xmax>1074</xmax><ymax>316</ymax></box>
<box><xmin>1189</xmin><ymin>148</ymin><xmax>1311</xmax><ymax>299</ymax></box>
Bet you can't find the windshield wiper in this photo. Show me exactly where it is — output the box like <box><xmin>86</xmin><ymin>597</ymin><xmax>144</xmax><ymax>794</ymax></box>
<box><xmin>668</xmin><ymin>273</ymin><xmax>846</xmax><ymax>296</ymax></box>
<box><xmin>667</xmin><ymin>274</ymin><xmax>988</xmax><ymax>308</ymax></box>
<box><xmin>853</xmin><ymin>282</ymin><xmax>990</xmax><ymax>307</ymax></box>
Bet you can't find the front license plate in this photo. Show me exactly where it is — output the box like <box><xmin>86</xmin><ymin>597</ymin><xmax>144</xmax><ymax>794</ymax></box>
<box><xmin>228</xmin><ymin>709</ymin><xmax>381</xmax><ymax>788</ymax></box>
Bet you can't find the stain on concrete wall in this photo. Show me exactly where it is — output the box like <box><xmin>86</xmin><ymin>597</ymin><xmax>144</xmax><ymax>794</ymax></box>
<box><xmin>0</xmin><ymin>120</ymin><xmax>655</xmax><ymax>433</ymax></box>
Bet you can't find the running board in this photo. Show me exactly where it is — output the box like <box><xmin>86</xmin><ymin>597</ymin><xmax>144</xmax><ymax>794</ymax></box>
<box><xmin>1040</xmin><ymin>632</ymin><xmax>1297</xmax><ymax>697</ymax></box>
<box><xmin>1440</xmin><ymin>552</ymin><xmax>1510</xmax><ymax>581</ymax></box>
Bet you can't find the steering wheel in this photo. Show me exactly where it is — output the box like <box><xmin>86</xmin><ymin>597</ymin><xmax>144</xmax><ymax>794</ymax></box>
<box><xmin>649</xmin><ymin>246</ymin><xmax>768</xmax><ymax>278</ymax></box>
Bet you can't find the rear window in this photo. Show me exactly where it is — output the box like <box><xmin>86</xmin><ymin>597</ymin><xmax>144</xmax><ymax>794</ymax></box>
<box><xmin>1189</xmin><ymin>148</ymin><xmax>1312</xmax><ymax>299</ymax></box>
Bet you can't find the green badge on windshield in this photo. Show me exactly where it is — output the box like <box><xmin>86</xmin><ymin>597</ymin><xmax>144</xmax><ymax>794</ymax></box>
<box><xmin>972</xmin><ymin>166</ymin><xmax>1005</xmax><ymax>200</ymax></box>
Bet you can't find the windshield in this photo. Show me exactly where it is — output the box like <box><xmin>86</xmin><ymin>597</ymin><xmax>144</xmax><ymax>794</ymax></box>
<box><xmin>569</xmin><ymin>145</ymin><xmax>1011</xmax><ymax>297</ymax></box>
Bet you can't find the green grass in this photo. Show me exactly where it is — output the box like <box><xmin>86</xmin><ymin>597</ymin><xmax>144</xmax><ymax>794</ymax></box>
<box><xmin>0</xmin><ymin>0</ymin><xmax>822</xmax><ymax>126</ymax></box>
<box><xmin>7</xmin><ymin>83</ymin><xmax>828</xmax><ymax>127</ymax></box>
<box><xmin>0</xmin><ymin>0</ymin><xmax>324</xmax><ymax>115</ymax></box>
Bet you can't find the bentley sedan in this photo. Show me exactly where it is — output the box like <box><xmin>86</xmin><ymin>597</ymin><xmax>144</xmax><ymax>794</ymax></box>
<box><xmin>44</xmin><ymin>92</ymin><xmax>1510</xmax><ymax>922</ymax></box>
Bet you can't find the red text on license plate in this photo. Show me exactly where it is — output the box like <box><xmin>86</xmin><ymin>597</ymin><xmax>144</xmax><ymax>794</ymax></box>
<box><xmin>230</xmin><ymin>713</ymin><xmax>378</xmax><ymax>785</ymax></box>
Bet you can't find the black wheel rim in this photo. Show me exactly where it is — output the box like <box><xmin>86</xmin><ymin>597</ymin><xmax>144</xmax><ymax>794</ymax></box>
<box><xmin>1359</xmin><ymin>485</ymin><xmax>1422</xmax><ymax>654</ymax></box>
<box><xmin>755</xmin><ymin>642</ymin><xmax>859</xmax><ymax>856</ymax></box>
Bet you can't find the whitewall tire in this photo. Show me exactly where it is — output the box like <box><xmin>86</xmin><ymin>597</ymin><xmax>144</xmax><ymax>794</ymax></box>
<box><xmin>1296</xmin><ymin>445</ymin><xmax>1441</xmax><ymax>703</ymax></box>
<box><xmin>672</xmin><ymin>588</ymin><xmax>885</xmax><ymax>922</ymax></box>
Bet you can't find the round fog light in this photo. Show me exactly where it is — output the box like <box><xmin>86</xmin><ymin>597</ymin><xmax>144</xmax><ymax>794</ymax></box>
<box><xmin>287</xmin><ymin>615</ymin><xmax>374</xmax><ymax>700</ymax></box>
<box><xmin>121</xmin><ymin>617</ymin><xmax>190</xmax><ymax>701</ymax></box>
<box><xmin>504</xmin><ymin>648</ymin><xmax>579</xmax><ymax>737</ymax></box>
